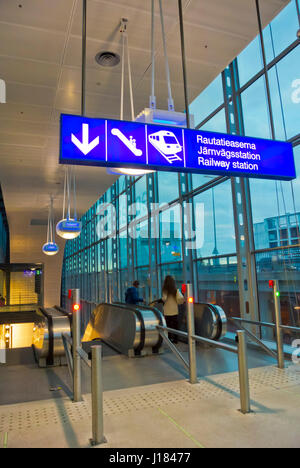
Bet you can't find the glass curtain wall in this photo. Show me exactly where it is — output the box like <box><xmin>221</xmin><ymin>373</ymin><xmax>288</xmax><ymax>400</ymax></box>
<box><xmin>62</xmin><ymin>1</ymin><xmax>300</xmax><ymax>344</ymax></box>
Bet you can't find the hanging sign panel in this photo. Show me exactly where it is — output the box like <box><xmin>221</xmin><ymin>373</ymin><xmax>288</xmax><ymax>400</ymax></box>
<box><xmin>60</xmin><ymin>114</ymin><xmax>296</xmax><ymax>180</ymax></box>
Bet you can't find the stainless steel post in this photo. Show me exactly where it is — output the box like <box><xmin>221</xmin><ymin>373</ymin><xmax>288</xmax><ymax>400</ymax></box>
<box><xmin>186</xmin><ymin>283</ymin><xmax>198</xmax><ymax>384</ymax></box>
<box><xmin>91</xmin><ymin>346</ymin><xmax>106</xmax><ymax>446</ymax></box>
<box><xmin>72</xmin><ymin>288</ymin><xmax>82</xmax><ymax>402</ymax></box>
<box><xmin>178</xmin><ymin>0</ymin><xmax>190</xmax><ymax>129</ymax></box>
<box><xmin>255</xmin><ymin>0</ymin><xmax>276</xmax><ymax>140</ymax></box>
<box><xmin>237</xmin><ymin>330</ymin><xmax>251</xmax><ymax>414</ymax></box>
<box><xmin>273</xmin><ymin>280</ymin><xmax>285</xmax><ymax>369</ymax></box>
<box><xmin>81</xmin><ymin>0</ymin><xmax>87</xmax><ymax>117</ymax></box>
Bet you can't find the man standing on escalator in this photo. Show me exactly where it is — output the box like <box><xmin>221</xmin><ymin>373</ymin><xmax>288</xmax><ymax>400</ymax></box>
<box><xmin>125</xmin><ymin>280</ymin><xmax>144</xmax><ymax>305</ymax></box>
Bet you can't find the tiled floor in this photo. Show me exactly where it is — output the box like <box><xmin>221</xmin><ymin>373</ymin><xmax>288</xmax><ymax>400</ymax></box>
<box><xmin>1</xmin><ymin>363</ymin><xmax>300</xmax><ymax>448</ymax></box>
<box><xmin>0</xmin><ymin>342</ymin><xmax>274</xmax><ymax>406</ymax></box>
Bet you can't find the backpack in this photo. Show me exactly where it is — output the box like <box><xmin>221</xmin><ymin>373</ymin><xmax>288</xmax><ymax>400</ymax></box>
<box><xmin>125</xmin><ymin>288</ymin><xmax>131</xmax><ymax>303</ymax></box>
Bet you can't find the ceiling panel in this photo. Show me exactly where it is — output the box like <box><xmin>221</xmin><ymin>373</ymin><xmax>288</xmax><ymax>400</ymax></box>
<box><xmin>184</xmin><ymin>0</ymin><xmax>284</xmax><ymax>37</ymax></box>
<box><xmin>70</xmin><ymin>0</ymin><xmax>176</xmax><ymax>53</ymax></box>
<box><xmin>88</xmin><ymin>0</ymin><xmax>190</xmax><ymax>18</ymax></box>
<box><xmin>59</xmin><ymin>66</ymin><xmax>131</xmax><ymax>97</ymax></box>
<box><xmin>0</xmin><ymin>102</ymin><xmax>52</xmax><ymax>121</ymax></box>
<box><xmin>64</xmin><ymin>35</ymin><xmax>153</xmax><ymax>78</ymax></box>
<box><xmin>0</xmin><ymin>119</ymin><xmax>59</xmax><ymax>137</ymax></box>
<box><xmin>166</xmin><ymin>26</ymin><xmax>250</xmax><ymax>68</ymax></box>
<box><xmin>0</xmin><ymin>22</ymin><xmax>65</xmax><ymax>63</ymax></box>
<box><xmin>0</xmin><ymin>133</ymin><xmax>46</xmax><ymax>147</ymax></box>
<box><xmin>0</xmin><ymin>56</ymin><xmax>59</xmax><ymax>88</ymax></box>
<box><xmin>6</xmin><ymin>82</ymin><xmax>56</xmax><ymax>107</ymax></box>
<box><xmin>0</xmin><ymin>0</ymin><xmax>75</xmax><ymax>32</ymax></box>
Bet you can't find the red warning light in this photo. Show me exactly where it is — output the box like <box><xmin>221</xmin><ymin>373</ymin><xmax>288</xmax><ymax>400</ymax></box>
<box><xmin>73</xmin><ymin>303</ymin><xmax>80</xmax><ymax>312</ymax></box>
<box><xmin>269</xmin><ymin>280</ymin><xmax>275</xmax><ymax>289</ymax></box>
<box><xmin>188</xmin><ymin>297</ymin><xmax>194</xmax><ymax>304</ymax></box>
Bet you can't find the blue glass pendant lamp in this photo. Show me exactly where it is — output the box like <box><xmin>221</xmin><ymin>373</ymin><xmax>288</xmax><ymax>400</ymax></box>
<box><xmin>42</xmin><ymin>197</ymin><xmax>59</xmax><ymax>256</ymax></box>
<box><xmin>56</xmin><ymin>167</ymin><xmax>82</xmax><ymax>240</ymax></box>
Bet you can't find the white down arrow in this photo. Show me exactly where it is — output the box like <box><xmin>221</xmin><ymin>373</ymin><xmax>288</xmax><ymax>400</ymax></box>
<box><xmin>71</xmin><ymin>123</ymin><xmax>99</xmax><ymax>155</ymax></box>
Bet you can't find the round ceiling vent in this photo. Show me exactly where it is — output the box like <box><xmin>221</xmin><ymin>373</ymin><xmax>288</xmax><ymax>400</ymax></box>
<box><xmin>95</xmin><ymin>51</ymin><xmax>120</xmax><ymax>67</ymax></box>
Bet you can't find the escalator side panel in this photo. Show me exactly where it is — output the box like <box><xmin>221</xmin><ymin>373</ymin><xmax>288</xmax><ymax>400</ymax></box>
<box><xmin>151</xmin><ymin>300</ymin><xmax>227</xmax><ymax>341</ymax></box>
<box><xmin>213</xmin><ymin>305</ymin><xmax>228</xmax><ymax>339</ymax></box>
<box><xmin>83</xmin><ymin>304</ymin><xmax>141</xmax><ymax>356</ymax></box>
<box><xmin>32</xmin><ymin>308</ymin><xmax>71</xmax><ymax>367</ymax></box>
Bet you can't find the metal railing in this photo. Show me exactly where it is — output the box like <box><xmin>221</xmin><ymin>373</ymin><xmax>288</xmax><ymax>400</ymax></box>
<box><xmin>61</xmin><ymin>289</ymin><xmax>106</xmax><ymax>446</ymax></box>
<box><xmin>64</xmin><ymin>287</ymin><xmax>251</xmax><ymax>416</ymax></box>
<box><xmin>156</xmin><ymin>284</ymin><xmax>251</xmax><ymax>414</ymax></box>
<box><xmin>231</xmin><ymin>280</ymin><xmax>300</xmax><ymax>370</ymax></box>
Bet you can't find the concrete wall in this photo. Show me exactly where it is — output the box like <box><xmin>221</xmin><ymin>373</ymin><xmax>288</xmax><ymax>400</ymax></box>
<box><xmin>8</xmin><ymin>212</ymin><xmax>65</xmax><ymax>308</ymax></box>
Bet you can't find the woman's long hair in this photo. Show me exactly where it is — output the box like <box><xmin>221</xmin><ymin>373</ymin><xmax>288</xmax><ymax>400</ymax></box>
<box><xmin>162</xmin><ymin>275</ymin><xmax>177</xmax><ymax>298</ymax></box>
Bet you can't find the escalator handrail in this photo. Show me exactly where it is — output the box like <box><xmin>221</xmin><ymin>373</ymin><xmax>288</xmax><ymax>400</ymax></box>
<box><xmin>38</xmin><ymin>307</ymin><xmax>54</xmax><ymax>365</ymax></box>
<box><xmin>54</xmin><ymin>305</ymin><xmax>72</xmax><ymax>319</ymax></box>
<box><xmin>95</xmin><ymin>302</ymin><xmax>146</xmax><ymax>353</ymax></box>
<box><xmin>210</xmin><ymin>304</ymin><xmax>227</xmax><ymax>339</ymax></box>
<box><xmin>149</xmin><ymin>299</ymin><xmax>227</xmax><ymax>340</ymax></box>
<box><xmin>124</xmin><ymin>303</ymin><xmax>166</xmax><ymax>352</ymax></box>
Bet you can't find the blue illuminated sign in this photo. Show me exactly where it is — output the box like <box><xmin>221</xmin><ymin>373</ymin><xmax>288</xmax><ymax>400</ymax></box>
<box><xmin>60</xmin><ymin>114</ymin><xmax>296</xmax><ymax>180</ymax></box>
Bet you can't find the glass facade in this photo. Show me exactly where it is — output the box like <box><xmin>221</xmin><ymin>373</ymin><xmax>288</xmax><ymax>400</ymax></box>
<box><xmin>62</xmin><ymin>2</ymin><xmax>300</xmax><ymax>344</ymax></box>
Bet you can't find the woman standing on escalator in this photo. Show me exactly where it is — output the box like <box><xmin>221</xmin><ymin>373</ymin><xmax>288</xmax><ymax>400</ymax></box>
<box><xmin>162</xmin><ymin>275</ymin><xmax>184</xmax><ymax>344</ymax></box>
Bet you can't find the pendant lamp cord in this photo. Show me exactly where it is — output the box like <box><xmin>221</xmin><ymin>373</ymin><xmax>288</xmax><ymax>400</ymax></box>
<box><xmin>127</xmin><ymin>34</ymin><xmax>135</xmax><ymax>121</ymax></box>
<box><xmin>50</xmin><ymin>196</ymin><xmax>54</xmax><ymax>243</ymax></box>
<box><xmin>62</xmin><ymin>146</ymin><xmax>77</xmax><ymax>223</ymax></box>
<box><xmin>47</xmin><ymin>196</ymin><xmax>54</xmax><ymax>244</ymax></box>
<box><xmin>67</xmin><ymin>167</ymin><xmax>71</xmax><ymax>220</ymax></box>
<box><xmin>150</xmin><ymin>0</ymin><xmax>156</xmax><ymax>109</ymax></box>
<box><xmin>120</xmin><ymin>31</ymin><xmax>125</xmax><ymax>120</ymax></box>
<box><xmin>47</xmin><ymin>202</ymin><xmax>50</xmax><ymax>244</ymax></box>
<box><xmin>73</xmin><ymin>168</ymin><xmax>77</xmax><ymax>221</ymax></box>
<box><xmin>62</xmin><ymin>168</ymin><xmax>67</xmax><ymax>220</ymax></box>
<box><xmin>120</xmin><ymin>19</ymin><xmax>135</xmax><ymax>121</ymax></box>
<box><xmin>62</xmin><ymin>0</ymin><xmax>85</xmax><ymax>225</ymax></box>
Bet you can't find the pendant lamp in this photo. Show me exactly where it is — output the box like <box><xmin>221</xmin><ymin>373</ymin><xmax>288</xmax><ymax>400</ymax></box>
<box><xmin>56</xmin><ymin>167</ymin><xmax>82</xmax><ymax>240</ymax></box>
<box><xmin>106</xmin><ymin>168</ymin><xmax>154</xmax><ymax>176</ymax></box>
<box><xmin>42</xmin><ymin>197</ymin><xmax>59</xmax><ymax>256</ymax></box>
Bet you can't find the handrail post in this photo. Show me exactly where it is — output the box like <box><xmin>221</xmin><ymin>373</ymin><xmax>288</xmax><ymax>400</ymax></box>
<box><xmin>273</xmin><ymin>280</ymin><xmax>285</xmax><ymax>369</ymax></box>
<box><xmin>90</xmin><ymin>345</ymin><xmax>106</xmax><ymax>446</ymax></box>
<box><xmin>72</xmin><ymin>288</ymin><xmax>82</xmax><ymax>402</ymax></box>
<box><xmin>186</xmin><ymin>283</ymin><xmax>198</xmax><ymax>384</ymax></box>
<box><xmin>237</xmin><ymin>330</ymin><xmax>251</xmax><ymax>414</ymax></box>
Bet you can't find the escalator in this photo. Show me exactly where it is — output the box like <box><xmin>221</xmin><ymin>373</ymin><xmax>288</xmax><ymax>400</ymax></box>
<box><xmin>83</xmin><ymin>302</ymin><xmax>166</xmax><ymax>357</ymax></box>
<box><xmin>149</xmin><ymin>300</ymin><xmax>227</xmax><ymax>341</ymax></box>
<box><xmin>32</xmin><ymin>300</ymin><xmax>227</xmax><ymax>366</ymax></box>
<box><xmin>32</xmin><ymin>307</ymin><xmax>71</xmax><ymax>367</ymax></box>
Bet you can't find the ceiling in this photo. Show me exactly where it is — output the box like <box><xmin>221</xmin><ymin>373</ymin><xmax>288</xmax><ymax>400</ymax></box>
<box><xmin>0</xmin><ymin>0</ymin><xmax>289</xmax><ymax>264</ymax></box>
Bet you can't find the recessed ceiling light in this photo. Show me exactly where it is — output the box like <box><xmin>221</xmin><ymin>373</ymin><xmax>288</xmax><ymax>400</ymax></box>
<box><xmin>95</xmin><ymin>51</ymin><xmax>120</xmax><ymax>67</ymax></box>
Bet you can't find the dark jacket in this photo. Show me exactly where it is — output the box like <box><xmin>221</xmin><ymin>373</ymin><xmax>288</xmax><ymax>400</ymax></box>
<box><xmin>125</xmin><ymin>287</ymin><xmax>143</xmax><ymax>305</ymax></box>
